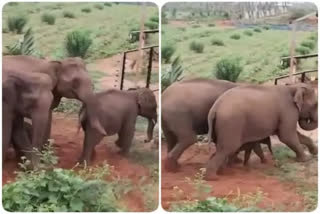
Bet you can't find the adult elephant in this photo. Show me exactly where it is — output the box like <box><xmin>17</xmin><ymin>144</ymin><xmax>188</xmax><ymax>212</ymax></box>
<box><xmin>2</xmin><ymin>70</ymin><xmax>53</xmax><ymax>166</ymax></box>
<box><xmin>161</xmin><ymin>78</ymin><xmax>237</xmax><ymax>172</ymax></box>
<box><xmin>78</xmin><ymin>88</ymin><xmax>157</xmax><ymax>164</ymax></box>
<box><xmin>3</xmin><ymin>55</ymin><xmax>106</xmax><ymax>146</ymax></box>
<box><xmin>206</xmin><ymin>83</ymin><xmax>318</xmax><ymax>180</ymax></box>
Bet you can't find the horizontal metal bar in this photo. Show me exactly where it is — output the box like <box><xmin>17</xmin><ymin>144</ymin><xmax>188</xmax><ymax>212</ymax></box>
<box><xmin>123</xmin><ymin>45</ymin><xmax>159</xmax><ymax>54</ymax></box>
<box><xmin>275</xmin><ymin>69</ymin><xmax>318</xmax><ymax>81</ymax></box>
<box><xmin>130</xmin><ymin>29</ymin><xmax>159</xmax><ymax>34</ymax></box>
<box><xmin>281</xmin><ymin>53</ymin><xmax>318</xmax><ymax>61</ymax></box>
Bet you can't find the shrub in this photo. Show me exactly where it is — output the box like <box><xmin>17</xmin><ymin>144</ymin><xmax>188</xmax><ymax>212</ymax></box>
<box><xmin>262</xmin><ymin>25</ymin><xmax>270</xmax><ymax>30</ymax></box>
<box><xmin>295</xmin><ymin>46</ymin><xmax>311</xmax><ymax>55</ymax></box>
<box><xmin>253</xmin><ymin>28</ymin><xmax>262</xmax><ymax>33</ymax></box>
<box><xmin>243</xmin><ymin>30</ymin><xmax>253</xmax><ymax>36</ymax></box>
<box><xmin>189</xmin><ymin>41</ymin><xmax>204</xmax><ymax>53</ymax></box>
<box><xmin>145</xmin><ymin>21</ymin><xmax>158</xmax><ymax>30</ymax></box>
<box><xmin>230</xmin><ymin>34</ymin><xmax>241</xmax><ymax>40</ymax></box>
<box><xmin>161</xmin><ymin>56</ymin><xmax>184</xmax><ymax>91</ymax></box>
<box><xmin>54</xmin><ymin>98</ymin><xmax>81</xmax><ymax>113</ymax></box>
<box><xmin>5</xmin><ymin>28</ymin><xmax>35</xmax><ymax>56</ymax></box>
<box><xmin>279</xmin><ymin>53</ymin><xmax>290</xmax><ymax>69</ymax></box>
<box><xmin>104</xmin><ymin>2</ymin><xmax>112</xmax><ymax>7</ymax></box>
<box><xmin>308</xmin><ymin>34</ymin><xmax>317</xmax><ymax>41</ymax></box>
<box><xmin>94</xmin><ymin>4</ymin><xmax>104</xmax><ymax>10</ymax></box>
<box><xmin>63</xmin><ymin>11</ymin><xmax>75</xmax><ymax>18</ymax></box>
<box><xmin>81</xmin><ymin>7</ymin><xmax>91</xmax><ymax>13</ymax></box>
<box><xmin>41</xmin><ymin>13</ymin><xmax>56</xmax><ymax>25</ymax></box>
<box><xmin>65</xmin><ymin>30</ymin><xmax>92</xmax><ymax>58</ymax></box>
<box><xmin>150</xmin><ymin>15</ymin><xmax>159</xmax><ymax>23</ymax></box>
<box><xmin>208</xmin><ymin>23</ymin><xmax>215</xmax><ymax>27</ymax></box>
<box><xmin>7</xmin><ymin>15</ymin><xmax>28</xmax><ymax>34</ymax></box>
<box><xmin>214</xmin><ymin>57</ymin><xmax>243</xmax><ymax>82</ymax></box>
<box><xmin>162</xmin><ymin>44</ymin><xmax>176</xmax><ymax>63</ymax></box>
<box><xmin>192</xmin><ymin>24</ymin><xmax>201</xmax><ymax>28</ymax></box>
<box><xmin>211</xmin><ymin>38</ymin><xmax>224</xmax><ymax>46</ymax></box>
<box><xmin>300</xmin><ymin>40</ymin><xmax>315</xmax><ymax>50</ymax></box>
<box><xmin>3</xmin><ymin>27</ymin><xmax>9</xmax><ymax>33</ymax></box>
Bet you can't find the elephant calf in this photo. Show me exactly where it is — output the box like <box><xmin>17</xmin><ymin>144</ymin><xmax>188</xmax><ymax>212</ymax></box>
<box><xmin>78</xmin><ymin>88</ymin><xmax>157</xmax><ymax>164</ymax></box>
<box><xmin>207</xmin><ymin>83</ymin><xmax>318</xmax><ymax>180</ymax></box>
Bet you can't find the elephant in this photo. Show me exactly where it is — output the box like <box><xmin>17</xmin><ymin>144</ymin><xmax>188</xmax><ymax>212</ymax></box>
<box><xmin>2</xmin><ymin>70</ymin><xmax>53</xmax><ymax>166</ymax></box>
<box><xmin>3</xmin><ymin>55</ymin><xmax>106</xmax><ymax>148</ymax></box>
<box><xmin>162</xmin><ymin>78</ymin><xmax>238</xmax><ymax>172</ymax></box>
<box><xmin>78</xmin><ymin>88</ymin><xmax>157</xmax><ymax>164</ymax></box>
<box><xmin>206</xmin><ymin>83</ymin><xmax>318</xmax><ymax>180</ymax></box>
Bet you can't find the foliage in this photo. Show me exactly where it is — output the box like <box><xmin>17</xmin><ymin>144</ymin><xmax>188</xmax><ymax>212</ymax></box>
<box><xmin>145</xmin><ymin>21</ymin><xmax>158</xmax><ymax>30</ymax></box>
<box><xmin>54</xmin><ymin>98</ymin><xmax>81</xmax><ymax>114</ymax></box>
<box><xmin>189</xmin><ymin>41</ymin><xmax>204</xmax><ymax>53</ymax></box>
<box><xmin>94</xmin><ymin>4</ymin><xmax>104</xmax><ymax>10</ymax></box>
<box><xmin>185</xmin><ymin>168</ymin><xmax>212</xmax><ymax>198</ymax></box>
<box><xmin>63</xmin><ymin>11</ymin><xmax>75</xmax><ymax>18</ymax></box>
<box><xmin>81</xmin><ymin>7</ymin><xmax>91</xmax><ymax>13</ymax></box>
<box><xmin>230</xmin><ymin>33</ymin><xmax>241</xmax><ymax>40</ymax></box>
<box><xmin>162</xmin><ymin>43</ymin><xmax>176</xmax><ymax>63</ymax></box>
<box><xmin>279</xmin><ymin>53</ymin><xmax>290</xmax><ymax>69</ymax></box>
<box><xmin>300</xmin><ymin>40</ymin><xmax>315</xmax><ymax>50</ymax></box>
<box><xmin>7</xmin><ymin>15</ymin><xmax>28</xmax><ymax>34</ymax></box>
<box><xmin>161</xmin><ymin>56</ymin><xmax>183</xmax><ymax>91</ymax></box>
<box><xmin>243</xmin><ymin>30</ymin><xmax>253</xmax><ymax>36</ymax></box>
<box><xmin>262</xmin><ymin>25</ymin><xmax>270</xmax><ymax>30</ymax></box>
<box><xmin>41</xmin><ymin>13</ymin><xmax>56</xmax><ymax>25</ymax></box>
<box><xmin>162</xmin><ymin>10</ymin><xmax>168</xmax><ymax>24</ymax></box>
<box><xmin>65</xmin><ymin>30</ymin><xmax>92</xmax><ymax>58</ymax></box>
<box><xmin>308</xmin><ymin>34</ymin><xmax>317</xmax><ymax>41</ymax></box>
<box><xmin>5</xmin><ymin>28</ymin><xmax>35</xmax><ymax>55</ymax></box>
<box><xmin>253</xmin><ymin>28</ymin><xmax>262</xmax><ymax>33</ymax></box>
<box><xmin>211</xmin><ymin>38</ymin><xmax>224</xmax><ymax>46</ymax></box>
<box><xmin>103</xmin><ymin>2</ymin><xmax>112</xmax><ymax>7</ymax></box>
<box><xmin>295</xmin><ymin>46</ymin><xmax>311</xmax><ymax>55</ymax></box>
<box><xmin>208</xmin><ymin>23</ymin><xmax>215</xmax><ymax>27</ymax></box>
<box><xmin>214</xmin><ymin>57</ymin><xmax>243</xmax><ymax>82</ymax></box>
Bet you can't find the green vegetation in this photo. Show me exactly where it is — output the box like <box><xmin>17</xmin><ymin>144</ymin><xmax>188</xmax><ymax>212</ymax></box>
<box><xmin>189</xmin><ymin>41</ymin><xmax>204</xmax><ymax>53</ymax></box>
<box><xmin>104</xmin><ymin>2</ymin><xmax>112</xmax><ymax>7</ymax></box>
<box><xmin>161</xmin><ymin>56</ymin><xmax>184</xmax><ymax>91</ymax></box>
<box><xmin>253</xmin><ymin>28</ymin><xmax>262</xmax><ymax>33</ymax></box>
<box><xmin>5</xmin><ymin>28</ymin><xmax>35</xmax><ymax>55</ymax></box>
<box><xmin>211</xmin><ymin>38</ymin><xmax>224</xmax><ymax>46</ymax></box>
<box><xmin>41</xmin><ymin>13</ymin><xmax>55</xmax><ymax>25</ymax></box>
<box><xmin>63</xmin><ymin>11</ymin><xmax>75</xmax><ymax>18</ymax></box>
<box><xmin>7</xmin><ymin>15</ymin><xmax>27</xmax><ymax>34</ymax></box>
<box><xmin>208</xmin><ymin>23</ymin><xmax>215</xmax><ymax>27</ymax></box>
<box><xmin>81</xmin><ymin>7</ymin><xmax>91</xmax><ymax>13</ymax></box>
<box><xmin>65</xmin><ymin>30</ymin><xmax>92</xmax><ymax>58</ymax></box>
<box><xmin>230</xmin><ymin>33</ymin><xmax>241</xmax><ymax>40</ymax></box>
<box><xmin>162</xmin><ymin>44</ymin><xmax>176</xmax><ymax>63</ymax></box>
<box><xmin>243</xmin><ymin>30</ymin><xmax>253</xmax><ymax>36</ymax></box>
<box><xmin>300</xmin><ymin>40</ymin><xmax>316</xmax><ymax>50</ymax></box>
<box><xmin>295</xmin><ymin>46</ymin><xmax>311</xmax><ymax>55</ymax></box>
<box><xmin>214</xmin><ymin>57</ymin><xmax>243</xmax><ymax>82</ymax></box>
<box><xmin>262</xmin><ymin>25</ymin><xmax>270</xmax><ymax>30</ymax></box>
<box><xmin>94</xmin><ymin>4</ymin><xmax>104</xmax><ymax>10</ymax></box>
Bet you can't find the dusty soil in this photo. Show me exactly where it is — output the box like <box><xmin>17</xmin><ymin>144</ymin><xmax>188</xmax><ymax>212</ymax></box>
<box><xmin>161</xmin><ymin>134</ymin><xmax>317</xmax><ymax>211</ymax></box>
<box><xmin>3</xmin><ymin>113</ymin><xmax>157</xmax><ymax>212</ymax></box>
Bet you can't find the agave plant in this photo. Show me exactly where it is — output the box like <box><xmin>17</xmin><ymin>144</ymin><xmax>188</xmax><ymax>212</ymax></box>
<box><xmin>6</xmin><ymin>28</ymin><xmax>35</xmax><ymax>55</ymax></box>
<box><xmin>161</xmin><ymin>56</ymin><xmax>184</xmax><ymax>92</ymax></box>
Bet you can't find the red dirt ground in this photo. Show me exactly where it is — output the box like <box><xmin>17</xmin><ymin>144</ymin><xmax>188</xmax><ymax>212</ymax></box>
<box><xmin>161</xmin><ymin>143</ymin><xmax>307</xmax><ymax>211</ymax></box>
<box><xmin>3</xmin><ymin>113</ymin><xmax>155</xmax><ymax>212</ymax></box>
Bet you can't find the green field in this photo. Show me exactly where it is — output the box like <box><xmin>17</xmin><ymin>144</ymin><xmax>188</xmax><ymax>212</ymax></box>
<box><xmin>162</xmin><ymin>22</ymin><xmax>317</xmax><ymax>83</ymax></box>
<box><xmin>3</xmin><ymin>2</ymin><xmax>158</xmax><ymax>61</ymax></box>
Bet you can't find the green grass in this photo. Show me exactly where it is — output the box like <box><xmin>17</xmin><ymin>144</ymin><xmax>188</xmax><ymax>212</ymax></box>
<box><xmin>3</xmin><ymin>2</ymin><xmax>158</xmax><ymax>60</ymax></box>
<box><xmin>162</xmin><ymin>24</ymin><xmax>317</xmax><ymax>83</ymax></box>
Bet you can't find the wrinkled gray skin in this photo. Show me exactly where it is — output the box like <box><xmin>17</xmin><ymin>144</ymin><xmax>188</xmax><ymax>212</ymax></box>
<box><xmin>206</xmin><ymin>83</ymin><xmax>318</xmax><ymax>180</ymax></box>
<box><xmin>3</xmin><ymin>55</ymin><xmax>106</xmax><ymax>148</ymax></box>
<box><xmin>78</xmin><ymin>88</ymin><xmax>157</xmax><ymax>165</ymax></box>
<box><xmin>162</xmin><ymin>78</ymin><xmax>238</xmax><ymax>172</ymax></box>
<box><xmin>2</xmin><ymin>70</ymin><xmax>53</xmax><ymax>167</ymax></box>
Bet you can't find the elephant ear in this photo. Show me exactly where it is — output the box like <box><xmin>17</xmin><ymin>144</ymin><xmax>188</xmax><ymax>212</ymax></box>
<box><xmin>294</xmin><ymin>87</ymin><xmax>305</xmax><ymax>112</ymax></box>
<box><xmin>137</xmin><ymin>88</ymin><xmax>156</xmax><ymax>109</ymax></box>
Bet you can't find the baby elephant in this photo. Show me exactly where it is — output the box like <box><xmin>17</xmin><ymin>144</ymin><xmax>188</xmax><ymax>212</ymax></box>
<box><xmin>78</xmin><ymin>88</ymin><xmax>157</xmax><ymax>165</ymax></box>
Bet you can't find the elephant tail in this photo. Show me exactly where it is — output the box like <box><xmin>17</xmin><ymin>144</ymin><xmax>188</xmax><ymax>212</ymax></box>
<box><xmin>267</xmin><ymin>140</ymin><xmax>273</xmax><ymax>155</ymax></box>
<box><xmin>76</xmin><ymin>105</ymin><xmax>86</xmax><ymax>134</ymax></box>
<box><xmin>207</xmin><ymin>109</ymin><xmax>216</xmax><ymax>143</ymax></box>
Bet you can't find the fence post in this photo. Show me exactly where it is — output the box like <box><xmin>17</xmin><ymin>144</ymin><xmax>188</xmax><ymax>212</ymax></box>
<box><xmin>120</xmin><ymin>52</ymin><xmax>126</xmax><ymax>90</ymax></box>
<box><xmin>146</xmin><ymin>47</ymin><xmax>153</xmax><ymax>88</ymax></box>
<box><xmin>301</xmin><ymin>72</ymin><xmax>306</xmax><ymax>82</ymax></box>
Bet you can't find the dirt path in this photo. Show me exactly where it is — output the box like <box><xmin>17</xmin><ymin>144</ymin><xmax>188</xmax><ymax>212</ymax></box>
<box><xmin>3</xmin><ymin>113</ymin><xmax>156</xmax><ymax>212</ymax></box>
<box><xmin>161</xmin><ymin>142</ymin><xmax>310</xmax><ymax>211</ymax></box>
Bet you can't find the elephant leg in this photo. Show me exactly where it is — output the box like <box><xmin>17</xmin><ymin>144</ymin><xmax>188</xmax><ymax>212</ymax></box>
<box><xmin>244</xmin><ymin>148</ymin><xmax>253</xmax><ymax>166</ymax></box>
<box><xmin>79</xmin><ymin>126</ymin><xmax>104</xmax><ymax>165</ymax></box>
<box><xmin>165</xmin><ymin>130</ymin><xmax>196</xmax><ymax>172</ymax></box>
<box><xmin>117</xmin><ymin>121</ymin><xmax>135</xmax><ymax>155</ymax></box>
<box><xmin>2</xmin><ymin>108</ymin><xmax>14</xmax><ymax>162</ymax></box>
<box><xmin>253</xmin><ymin>143</ymin><xmax>267</xmax><ymax>164</ymax></box>
<box><xmin>162</xmin><ymin>124</ymin><xmax>177</xmax><ymax>154</ymax></box>
<box><xmin>297</xmin><ymin>131</ymin><xmax>317</xmax><ymax>155</ymax></box>
<box><xmin>42</xmin><ymin>111</ymin><xmax>52</xmax><ymax>148</ymax></box>
<box><xmin>205</xmin><ymin>148</ymin><xmax>231</xmax><ymax>180</ymax></box>
<box><xmin>278</xmin><ymin>131</ymin><xmax>310</xmax><ymax>162</ymax></box>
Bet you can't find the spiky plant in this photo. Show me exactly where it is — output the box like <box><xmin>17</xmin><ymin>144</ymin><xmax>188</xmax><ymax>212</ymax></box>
<box><xmin>6</xmin><ymin>28</ymin><xmax>35</xmax><ymax>55</ymax></box>
<box><xmin>65</xmin><ymin>30</ymin><xmax>92</xmax><ymax>58</ymax></box>
<box><xmin>161</xmin><ymin>56</ymin><xmax>184</xmax><ymax>92</ymax></box>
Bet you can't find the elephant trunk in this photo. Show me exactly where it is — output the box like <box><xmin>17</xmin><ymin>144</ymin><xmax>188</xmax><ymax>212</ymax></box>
<box><xmin>145</xmin><ymin>114</ymin><xmax>157</xmax><ymax>143</ymax></box>
<box><xmin>299</xmin><ymin>117</ymin><xmax>318</xmax><ymax>131</ymax></box>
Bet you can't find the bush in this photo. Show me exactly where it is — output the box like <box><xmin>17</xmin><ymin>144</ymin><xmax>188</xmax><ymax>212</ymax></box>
<box><xmin>41</xmin><ymin>13</ymin><xmax>56</xmax><ymax>25</ymax></box>
<box><xmin>150</xmin><ymin>15</ymin><xmax>159</xmax><ymax>23</ymax></box>
<box><xmin>262</xmin><ymin>25</ymin><xmax>270</xmax><ymax>30</ymax></box>
<box><xmin>65</xmin><ymin>30</ymin><xmax>92</xmax><ymax>58</ymax></box>
<box><xmin>7</xmin><ymin>15</ymin><xmax>28</xmax><ymax>34</ymax></box>
<box><xmin>230</xmin><ymin>34</ymin><xmax>241</xmax><ymax>40</ymax></box>
<box><xmin>208</xmin><ymin>23</ymin><xmax>215</xmax><ymax>27</ymax></box>
<box><xmin>308</xmin><ymin>34</ymin><xmax>317</xmax><ymax>41</ymax></box>
<box><xmin>295</xmin><ymin>46</ymin><xmax>311</xmax><ymax>55</ymax></box>
<box><xmin>161</xmin><ymin>56</ymin><xmax>184</xmax><ymax>91</ymax></box>
<box><xmin>189</xmin><ymin>41</ymin><xmax>204</xmax><ymax>53</ymax></box>
<box><xmin>5</xmin><ymin>28</ymin><xmax>35</xmax><ymax>56</ymax></box>
<box><xmin>145</xmin><ymin>21</ymin><xmax>158</xmax><ymax>30</ymax></box>
<box><xmin>162</xmin><ymin>44</ymin><xmax>176</xmax><ymax>63</ymax></box>
<box><xmin>253</xmin><ymin>28</ymin><xmax>262</xmax><ymax>33</ymax></box>
<box><xmin>81</xmin><ymin>7</ymin><xmax>91</xmax><ymax>13</ymax></box>
<box><xmin>279</xmin><ymin>53</ymin><xmax>290</xmax><ymax>69</ymax></box>
<box><xmin>211</xmin><ymin>38</ymin><xmax>224</xmax><ymax>46</ymax></box>
<box><xmin>63</xmin><ymin>11</ymin><xmax>75</xmax><ymax>18</ymax></box>
<box><xmin>214</xmin><ymin>57</ymin><xmax>243</xmax><ymax>82</ymax></box>
<box><xmin>104</xmin><ymin>2</ymin><xmax>112</xmax><ymax>7</ymax></box>
<box><xmin>300</xmin><ymin>40</ymin><xmax>315</xmax><ymax>50</ymax></box>
<box><xmin>192</xmin><ymin>24</ymin><xmax>201</xmax><ymax>28</ymax></box>
<box><xmin>94</xmin><ymin>4</ymin><xmax>104</xmax><ymax>10</ymax></box>
<box><xmin>243</xmin><ymin>30</ymin><xmax>253</xmax><ymax>36</ymax></box>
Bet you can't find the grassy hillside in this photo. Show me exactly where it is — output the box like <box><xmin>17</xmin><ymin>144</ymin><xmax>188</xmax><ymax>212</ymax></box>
<box><xmin>3</xmin><ymin>2</ymin><xmax>158</xmax><ymax>60</ymax></box>
<box><xmin>162</xmin><ymin>23</ymin><xmax>317</xmax><ymax>83</ymax></box>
